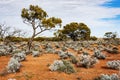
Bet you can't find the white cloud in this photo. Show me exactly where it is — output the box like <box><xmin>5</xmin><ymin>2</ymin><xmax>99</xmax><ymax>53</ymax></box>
<box><xmin>0</xmin><ymin>0</ymin><xmax>120</xmax><ymax>37</ymax></box>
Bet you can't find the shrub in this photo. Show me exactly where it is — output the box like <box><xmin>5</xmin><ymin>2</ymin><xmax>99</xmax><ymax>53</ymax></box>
<box><xmin>105</xmin><ymin>47</ymin><xmax>119</xmax><ymax>54</ymax></box>
<box><xmin>82</xmin><ymin>51</ymin><xmax>89</xmax><ymax>55</ymax></box>
<box><xmin>49</xmin><ymin>60</ymin><xmax>75</xmax><ymax>74</ymax></box>
<box><xmin>7</xmin><ymin>58</ymin><xmax>21</xmax><ymax>73</ymax></box>
<box><xmin>94</xmin><ymin>74</ymin><xmax>120</xmax><ymax>80</ymax></box>
<box><xmin>46</xmin><ymin>48</ymin><xmax>55</xmax><ymax>53</ymax></box>
<box><xmin>93</xmin><ymin>50</ymin><xmax>106</xmax><ymax>59</ymax></box>
<box><xmin>61</xmin><ymin>46</ymin><xmax>68</xmax><ymax>51</ymax></box>
<box><xmin>13</xmin><ymin>51</ymin><xmax>26</xmax><ymax>62</ymax></box>
<box><xmin>55</xmin><ymin>43</ymin><xmax>60</xmax><ymax>48</ymax></box>
<box><xmin>66</xmin><ymin>52</ymin><xmax>75</xmax><ymax>57</ymax></box>
<box><xmin>77</xmin><ymin>54</ymin><xmax>98</xmax><ymax>68</ymax></box>
<box><xmin>90</xmin><ymin>36</ymin><xmax>97</xmax><ymax>41</ymax></box>
<box><xmin>107</xmin><ymin>60</ymin><xmax>120</xmax><ymax>70</ymax></box>
<box><xmin>0</xmin><ymin>49</ymin><xmax>6</xmax><ymax>56</ymax></box>
<box><xmin>49</xmin><ymin>60</ymin><xmax>64</xmax><ymax>71</ymax></box>
<box><xmin>70</xmin><ymin>55</ymin><xmax>78</xmax><ymax>64</ymax></box>
<box><xmin>0</xmin><ymin>45</ymin><xmax>12</xmax><ymax>56</ymax></box>
<box><xmin>56</xmin><ymin>50</ymin><xmax>69</xmax><ymax>59</ymax></box>
<box><xmin>44</xmin><ymin>43</ymin><xmax>52</xmax><ymax>49</ymax></box>
<box><xmin>5</xmin><ymin>36</ymin><xmax>23</xmax><ymax>42</ymax></box>
<box><xmin>32</xmin><ymin>51</ymin><xmax>40</xmax><ymax>57</ymax></box>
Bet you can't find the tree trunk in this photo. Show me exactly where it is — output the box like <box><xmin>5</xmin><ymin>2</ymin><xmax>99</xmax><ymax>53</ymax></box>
<box><xmin>27</xmin><ymin>33</ymin><xmax>35</xmax><ymax>51</ymax></box>
<box><xmin>27</xmin><ymin>21</ymin><xmax>36</xmax><ymax>51</ymax></box>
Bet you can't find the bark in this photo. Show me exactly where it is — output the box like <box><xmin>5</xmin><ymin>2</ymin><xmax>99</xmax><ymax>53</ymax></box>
<box><xmin>27</xmin><ymin>21</ymin><xmax>36</xmax><ymax>51</ymax></box>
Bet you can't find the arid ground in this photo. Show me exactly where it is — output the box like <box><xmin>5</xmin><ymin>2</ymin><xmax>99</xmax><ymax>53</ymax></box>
<box><xmin>0</xmin><ymin>42</ymin><xmax>120</xmax><ymax>80</ymax></box>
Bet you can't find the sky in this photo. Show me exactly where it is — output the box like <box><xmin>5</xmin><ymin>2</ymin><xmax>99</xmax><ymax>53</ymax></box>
<box><xmin>0</xmin><ymin>0</ymin><xmax>120</xmax><ymax>37</ymax></box>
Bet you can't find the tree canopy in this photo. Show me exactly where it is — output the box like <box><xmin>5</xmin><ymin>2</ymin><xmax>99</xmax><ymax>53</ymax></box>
<box><xmin>21</xmin><ymin>5</ymin><xmax>62</xmax><ymax>50</ymax></box>
<box><xmin>55</xmin><ymin>22</ymin><xmax>91</xmax><ymax>41</ymax></box>
<box><xmin>104</xmin><ymin>32</ymin><xmax>117</xmax><ymax>39</ymax></box>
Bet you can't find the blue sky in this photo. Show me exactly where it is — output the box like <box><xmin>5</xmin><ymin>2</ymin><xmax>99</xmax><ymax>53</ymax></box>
<box><xmin>0</xmin><ymin>0</ymin><xmax>120</xmax><ymax>37</ymax></box>
<box><xmin>103</xmin><ymin>0</ymin><xmax>120</xmax><ymax>7</ymax></box>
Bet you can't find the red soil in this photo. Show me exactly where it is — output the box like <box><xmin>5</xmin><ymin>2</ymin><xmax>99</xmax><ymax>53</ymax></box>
<box><xmin>0</xmin><ymin>45</ymin><xmax>120</xmax><ymax>80</ymax></box>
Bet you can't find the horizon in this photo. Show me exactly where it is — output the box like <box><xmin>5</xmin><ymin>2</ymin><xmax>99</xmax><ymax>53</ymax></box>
<box><xmin>0</xmin><ymin>0</ymin><xmax>120</xmax><ymax>38</ymax></box>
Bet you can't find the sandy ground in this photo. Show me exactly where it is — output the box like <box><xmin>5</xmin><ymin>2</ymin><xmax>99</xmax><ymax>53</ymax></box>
<box><xmin>0</xmin><ymin>45</ymin><xmax>120</xmax><ymax>80</ymax></box>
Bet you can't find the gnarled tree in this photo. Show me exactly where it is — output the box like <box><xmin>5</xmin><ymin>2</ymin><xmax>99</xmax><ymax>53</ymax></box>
<box><xmin>21</xmin><ymin>5</ymin><xmax>62</xmax><ymax>51</ymax></box>
<box><xmin>0</xmin><ymin>23</ymin><xmax>25</xmax><ymax>44</ymax></box>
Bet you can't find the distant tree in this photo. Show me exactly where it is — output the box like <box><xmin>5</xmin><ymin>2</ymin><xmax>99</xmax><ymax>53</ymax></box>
<box><xmin>104</xmin><ymin>32</ymin><xmax>117</xmax><ymax>39</ymax></box>
<box><xmin>55</xmin><ymin>22</ymin><xmax>91</xmax><ymax>41</ymax></box>
<box><xmin>21</xmin><ymin>5</ymin><xmax>62</xmax><ymax>51</ymax></box>
<box><xmin>0</xmin><ymin>23</ymin><xmax>10</xmax><ymax>41</ymax></box>
<box><xmin>0</xmin><ymin>23</ymin><xmax>25</xmax><ymax>44</ymax></box>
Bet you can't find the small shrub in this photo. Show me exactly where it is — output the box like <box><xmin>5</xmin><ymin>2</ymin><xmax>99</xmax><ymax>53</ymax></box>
<box><xmin>57</xmin><ymin>50</ymin><xmax>69</xmax><ymax>59</ymax></box>
<box><xmin>46</xmin><ymin>48</ymin><xmax>55</xmax><ymax>53</ymax></box>
<box><xmin>0</xmin><ymin>45</ymin><xmax>12</xmax><ymax>56</ymax></box>
<box><xmin>61</xmin><ymin>46</ymin><xmax>68</xmax><ymax>51</ymax></box>
<box><xmin>90</xmin><ymin>36</ymin><xmax>97</xmax><ymax>41</ymax></box>
<box><xmin>44</xmin><ymin>43</ymin><xmax>52</xmax><ymax>49</ymax></box>
<box><xmin>107</xmin><ymin>60</ymin><xmax>120</xmax><ymax>70</ymax></box>
<box><xmin>82</xmin><ymin>51</ymin><xmax>89</xmax><ymax>55</ymax></box>
<box><xmin>94</xmin><ymin>74</ymin><xmax>120</xmax><ymax>80</ymax></box>
<box><xmin>66</xmin><ymin>52</ymin><xmax>75</xmax><ymax>57</ymax></box>
<box><xmin>49</xmin><ymin>60</ymin><xmax>75</xmax><ymax>74</ymax></box>
<box><xmin>32</xmin><ymin>51</ymin><xmax>40</xmax><ymax>57</ymax></box>
<box><xmin>105</xmin><ymin>47</ymin><xmax>119</xmax><ymax>54</ymax></box>
<box><xmin>0</xmin><ymin>49</ymin><xmax>6</xmax><ymax>56</ymax></box>
<box><xmin>55</xmin><ymin>43</ymin><xmax>60</xmax><ymax>48</ymax></box>
<box><xmin>7</xmin><ymin>58</ymin><xmax>21</xmax><ymax>73</ymax></box>
<box><xmin>77</xmin><ymin>54</ymin><xmax>98</xmax><ymax>68</ymax></box>
<box><xmin>93</xmin><ymin>50</ymin><xmax>106</xmax><ymax>59</ymax></box>
<box><xmin>49</xmin><ymin>60</ymin><xmax>64</xmax><ymax>71</ymax></box>
<box><xmin>70</xmin><ymin>55</ymin><xmax>78</xmax><ymax>64</ymax></box>
<box><xmin>13</xmin><ymin>52</ymin><xmax>26</xmax><ymax>62</ymax></box>
<box><xmin>58</xmin><ymin>60</ymin><xmax>75</xmax><ymax>74</ymax></box>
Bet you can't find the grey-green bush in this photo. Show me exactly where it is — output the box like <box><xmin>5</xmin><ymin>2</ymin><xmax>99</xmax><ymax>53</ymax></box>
<box><xmin>13</xmin><ymin>51</ymin><xmax>26</xmax><ymax>62</ymax></box>
<box><xmin>49</xmin><ymin>60</ymin><xmax>75</xmax><ymax>74</ymax></box>
<box><xmin>32</xmin><ymin>51</ymin><xmax>40</xmax><ymax>57</ymax></box>
<box><xmin>93</xmin><ymin>50</ymin><xmax>106</xmax><ymax>59</ymax></box>
<box><xmin>94</xmin><ymin>74</ymin><xmax>120</xmax><ymax>80</ymax></box>
<box><xmin>77</xmin><ymin>54</ymin><xmax>98</xmax><ymax>68</ymax></box>
<box><xmin>107</xmin><ymin>60</ymin><xmax>120</xmax><ymax>70</ymax></box>
<box><xmin>7</xmin><ymin>58</ymin><xmax>21</xmax><ymax>73</ymax></box>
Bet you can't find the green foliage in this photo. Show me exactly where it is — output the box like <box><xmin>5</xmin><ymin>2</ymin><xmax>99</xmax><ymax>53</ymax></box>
<box><xmin>90</xmin><ymin>36</ymin><xmax>97</xmax><ymax>41</ymax></box>
<box><xmin>55</xmin><ymin>22</ymin><xmax>91</xmax><ymax>41</ymax></box>
<box><xmin>5</xmin><ymin>36</ymin><xmax>23</xmax><ymax>42</ymax></box>
<box><xmin>42</xmin><ymin>17</ymin><xmax>62</xmax><ymax>28</ymax></box>
<box><xmin>70</xmin><ymin>56</ymin><xmax>78</xmax><ymax>64</ymax></box>
<box><xmin>21</xmin><ymin>5</ymin><xmax>47</xmax><ymax>21</ymax></box>
<box><xmin>21</xmin><ymin>5</ymin><xmax>62</xmax><ymax>29</ymax></box>
<box><xmin>104</xmin><ymin>32</ymin><xmax>117</xmax><ymax>39</ymax></box>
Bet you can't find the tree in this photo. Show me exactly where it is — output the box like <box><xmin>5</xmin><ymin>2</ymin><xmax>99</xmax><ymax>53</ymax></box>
<box><xmin>21</xmin><ymin>5</ymin><xmax>62</xmax><ymax>51</ymax></box>
<box><xmin>0</xmin><ymin>23</ymin><xmax>25</xmax><ymax>44</ymax></box>
<box><xmin>0</xmin><ymin>23</ymin><xmax>10</xmax><ymax>41</ymax></box>
<box><xmin>104</xmin><ymin>32</ymin><xmax>117</xmax><ymax>39</ymax></box>
<box><xmin>55</xmin><ymin>22</ymin><xmax>91</xmax><ymax>41</ymax></box>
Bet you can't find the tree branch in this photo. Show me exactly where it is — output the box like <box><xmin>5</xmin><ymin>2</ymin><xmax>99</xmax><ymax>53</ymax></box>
<box><xmin>35</xmin><ymin>28</ymin><xmax>51</xmax><ymax>37</ymax></box>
